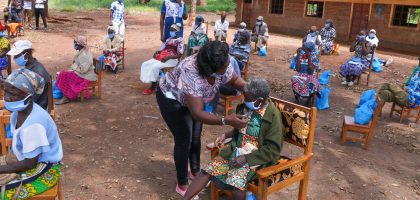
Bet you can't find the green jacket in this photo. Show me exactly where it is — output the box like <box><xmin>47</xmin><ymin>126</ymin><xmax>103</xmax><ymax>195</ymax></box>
<box><xmin>218</xmin><ymin>101</ymin><xmax>284</xmax><ymax>169</ymax></box>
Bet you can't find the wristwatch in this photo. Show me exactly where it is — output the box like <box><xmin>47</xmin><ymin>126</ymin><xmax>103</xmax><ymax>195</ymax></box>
<box><xmin>221</xmin><ymin>116</ymin><xmax>226</xmax><ymax>126</ymax></box>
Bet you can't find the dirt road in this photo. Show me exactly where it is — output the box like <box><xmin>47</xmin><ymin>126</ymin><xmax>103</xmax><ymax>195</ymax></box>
<box><xmin>8</xmin><ymin>10</ymin><xmax>419</xmax><ymax>200</ymax></box>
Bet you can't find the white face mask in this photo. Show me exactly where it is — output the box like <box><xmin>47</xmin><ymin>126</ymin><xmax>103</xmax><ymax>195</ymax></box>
<box><xmin>368</xmin><ymin>33</ymin><xmax>376</xmax><ymax>38</ymax></box>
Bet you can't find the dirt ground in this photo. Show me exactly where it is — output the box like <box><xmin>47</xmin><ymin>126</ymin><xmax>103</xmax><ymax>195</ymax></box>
<box><xmin>6</xmin><ymin>10</ymin><xmax>419</xmax><ymax>200</ymax></box>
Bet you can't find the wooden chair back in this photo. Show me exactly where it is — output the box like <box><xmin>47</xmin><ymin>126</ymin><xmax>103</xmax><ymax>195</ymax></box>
<box><xmin>80</xmin><ymin>58</ymin><xmax>102</xmax><ymax>102</ymax></box>
<box><xmin>47</xmin><ymin>76</ymin><xmax>54</xmax><ymax>113</ymax></box>
<box><xmin>0</xmin><ymin>111</ymin><xmax>11</xmax><ymax>155</ymax></box>
<box><xmin>356</xmin><ymin>45</ymin><xmax>376</xmax><ymax>87</ymax></box>
<box><xmin>121</xmin><ymin>40</ymin><xmax>125</xmax><ymax>69</ymax></box>
<box><xmin>241</xmin><ymin>60</ymin><xmax>250</xmax><ymax>81</ymax></box>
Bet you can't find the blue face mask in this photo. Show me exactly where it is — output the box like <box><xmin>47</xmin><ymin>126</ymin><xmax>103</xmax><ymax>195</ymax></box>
<box><xmin>118</xmin><ymin>0</ymin><xmax>123</xmax><ymax>4</ymax></box>
<box><xmin>169</xmin><ymin>31</ymin><xmax>177</xmax><ymax>38</ymax></box>
<box><xmin>74</xmin><ymin>43</ymin><xmax>79</xmax><ymax>50</ymax></box>
<box><xmin>310</xmin><ymin>32</ymin><xmax>317</xmax><ymax>37</ymax></box>
<box><xmin>325</xmin><ymin>23</ymin><xmax>330</xmax><ymax>28</ymax></box>
<box><xmin>244</xmin><ymin>99</ymin><xmax>262</xmax><ymax>110</ymax></box>
<box><xmin>368</xmin><ymin>33</ymin><xmax>375</xmax><ymax>38</ymax></box>
<box><xmin>108</xmin><ymin>33</ymin><xmax>115</xmax><ymax>39</ymax></box>
<box><xmin>14</xmin><ymin>53</ymin><xmax>28</xmax><ymax>67</ymax></box>
<box><xmin>4</xmin><ymin>95</ymin><xmax>31</xmax><ymax>112</ymax></box>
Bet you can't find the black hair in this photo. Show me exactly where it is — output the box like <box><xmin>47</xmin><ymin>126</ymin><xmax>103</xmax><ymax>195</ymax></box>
<box><xmin>196</xmin><ymin>41</ymin><xmax>230</xmax><ymax>78</ymax></box>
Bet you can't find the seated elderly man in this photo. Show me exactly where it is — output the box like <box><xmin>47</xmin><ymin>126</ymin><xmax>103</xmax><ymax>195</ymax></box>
<box><xmin>187</xmin><ymin>15</ymin><xmax>209</xmax><ymax>56</ymax></box>
<box><xmin>140</xmin><ymin>23</ymin><xmax>183</xmax><ymax>95</ymax></box>
<box><xmin>251</xmin><ymin>16</ymin><xmax>269</xmax><ymax>54</ymax></box>
<box><xmin>379</xmin><ymin>68</ymin><xmax>420</xmax><ymax>109</ymax></box>
<box><xmin>233</xmin><ymin>22</ymin><xmax>249</xmax><ymax>43</ymax></box>
<box><xmin>183</xmin><ymin>78</ymin><xmax>283</xmax><ymax>200</ymax></box>
<box><xmin>214</xmin><ymin>11</ymin><xmax>229</xmax><ymax>42</ymax></box>
<box><xmin>303</xmin><ymin>26</ymin><xmax>322</xmax><ymax>55</ymax></box>
<box><xmin>103</xmin><ymin>26</ymin><xmax>124</xmax><ymax>73</ymax></box>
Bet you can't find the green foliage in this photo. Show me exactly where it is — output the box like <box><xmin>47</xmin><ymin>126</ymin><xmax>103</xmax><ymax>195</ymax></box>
<box><xmin>49</xmin><ymin>0</ymin><xmax>236</xmax><ymax>13</ymax></box>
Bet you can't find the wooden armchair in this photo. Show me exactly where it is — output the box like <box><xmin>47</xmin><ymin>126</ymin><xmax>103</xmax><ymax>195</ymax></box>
<box><xmin>356</xmin><ymin>46</ymin><xmax>376</xmax><ymax>87</ymax></box>
<box><xmin>80</xmin><ymin>58</ymin><xmax>102</xmax><ymax>102</ymax></box>
<box><xmin>389</xmin><ymin>103</ymin><xmax>420</xmax><ymax>123</ymax></box>
<box><xmin>340</xmin><ymin>97</ymin><xmax>383</xmax><ymax>150</ymax></box>
<box><xmin>207</xmin><ymin>97</ymin><xmax>317</xmax><ymax>200</ymax></box>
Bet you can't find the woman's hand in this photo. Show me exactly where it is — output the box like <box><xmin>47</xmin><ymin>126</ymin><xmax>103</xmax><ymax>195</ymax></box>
<box><xmin>232</xmin><ymin>155</ymin><xmax>247</xmax><ymax>168</ymax></box>
<box><xmin>215</xmin><ymin>133</ymin><xmax>226</xmax><ymax>148</ymax></box>
<box><xmin>225</xmin><ymin>114</ymin><xmax>249</xmax><ymax>129</ymax></box>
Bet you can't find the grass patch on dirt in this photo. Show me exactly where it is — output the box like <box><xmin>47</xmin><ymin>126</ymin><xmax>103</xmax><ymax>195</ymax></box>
<box><xmin>49</xmin><ymin>0</ymin><xmax>236</xmax><ymax>13</ymax></box>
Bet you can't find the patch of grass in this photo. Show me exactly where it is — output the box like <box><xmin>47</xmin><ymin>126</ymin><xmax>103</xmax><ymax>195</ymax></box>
<box><xmin>49</xmin><ymin>0</ymin><xmax>236</xmax><ymax>13</ymax></box>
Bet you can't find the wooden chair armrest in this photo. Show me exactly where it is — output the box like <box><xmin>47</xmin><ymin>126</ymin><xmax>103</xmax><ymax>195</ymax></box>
<box><xmin>256</xmin><ymin>154</ymin><xmax>313</xmax><ymax>179</ymax></box>
<box><xmin>205</xmin><ymin>138</ymin><xmax>232</xmax><ymax>151</ymax></box>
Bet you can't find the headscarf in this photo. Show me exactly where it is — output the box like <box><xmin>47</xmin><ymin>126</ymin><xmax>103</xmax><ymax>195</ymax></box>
<box><xmin>75</xmin><ymin>36</ymin><xmax>88</xmax><ymax>50</ymax></box>
<box><xmin>303</xmin><ymin>41</ymin><xmax>316</xmax><ymax>52</ymax></box>
<box><xmin>195</xmin><ymin>16</ymin><xmax>204</xmax><ymax>26</ymax></box>
<box><xmin>108</xmin><ymin>26</ymin><xmax>116</xmax><ymax>33</ymax></box>
<box><xmin>171</xmin><ymin>23</ymin><xmax>182</xmax><ymax>32</ymax></box>
<box><xmin>4</xmin><ymin>68</ymin><xmax>45</xmax><ymax>96</ymax></box>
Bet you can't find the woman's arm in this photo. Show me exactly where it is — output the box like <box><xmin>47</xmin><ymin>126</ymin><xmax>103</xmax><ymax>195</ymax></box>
<box><xmin>185</xmin><ymin>95</ymin><xmax>248</xmax><ymax>128</ymax></box>
<box><xmin>361</xmin><ymin>41</ymin><xmax>370</xmax><ymax>56</ymax></box>
<box><xmin>228</xmin><ymin>72</ymin><xmax>246</xmax><ymax>92</ymax></box>
<box><xmin>0</xmin><ymin>156</ymin><xmax>38</xmax><ymax>174</ymax></box>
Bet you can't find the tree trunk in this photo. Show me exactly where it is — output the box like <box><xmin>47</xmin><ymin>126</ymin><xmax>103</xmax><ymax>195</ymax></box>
<box><xmin>197</xmin><ymin>0</ymin><xmax>207</xmax><ymax>6</ymax></box>
<box><xmin>188</xmin><ymin>0</ymin><xmax>196</xmax><ymax>26</ymax></box>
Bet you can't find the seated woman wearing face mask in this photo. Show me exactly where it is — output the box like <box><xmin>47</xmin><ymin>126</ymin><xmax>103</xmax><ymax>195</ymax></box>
<box><xmin>291</xmin><ymin>42</ymin><xmax>321</xmax><ymax>106</ymax></box>
<box><xmin>183</xmin><ymin>78</ymin><xmax>283</xmax><ymax>200</ymax></box>
<box><xmin>0</xmin><ymin>68</ymin><xmax>63</xmax><ymax>199</ymax></box>
<box><xmin>303</xmin><ymin>26</ymin><xmax>322</xmax><ymax>55</ymax></box>
<box><xmin>320</xmin><ymin>19</ymin><xmax>336</xmax><ymax>55</ymax></box>
<box><xmin>339</xmin><ymin>31</ymin><xmax>371</xmax><ymax>87</ymax></box>
<box><xmin>103</xmin><ymin>26</ymin><xmax>123</xmax><ymax>73</ymax></box>
<box><xmin>140</xmin><ymin>23</ymin><xmax>184</xmax><ymax>95</ymax></box>
<box><xmin>186</xmin><ymin>16</ymin><xmax>208</xmax><ymax>56</ymax></box>
<box><xmin>55</xmin><ymin>36</ymin><xmax>97</xmax><ymax>105</ymax></box>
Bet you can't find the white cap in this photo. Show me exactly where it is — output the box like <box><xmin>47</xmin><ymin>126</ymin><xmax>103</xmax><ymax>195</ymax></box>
<box><xmin>369</xmin><ymin>29</ymin><xmax>376</xmax><ymax>34</ymax></box>
<box><xmin>7</xmin><ymin>40</ymin><xmax>32</xmax><ymax>56</ymax></box>
<box><xmin>257</xmin><ymin>16</ymin><xmax>264</xmax><ymax>21</ymax></box>
<box><xmin>239</xmin><ymin>22</ymin><xmax>246</xmax><ymax>28</ymax></box>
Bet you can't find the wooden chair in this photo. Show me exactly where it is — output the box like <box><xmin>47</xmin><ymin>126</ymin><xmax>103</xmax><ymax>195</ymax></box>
<box><xmin>29</xmin><ymin>180</ymin><xmax>63</xmax><ymax>200</ymax></box>
<box><xmin>208</xmin><ymin>97</ymin><xmax>317</xmax><ymax>200</ymax></box>
<box><xmin>389</xmin><ymin>102</ymin><xmax>420</xmax><ymax>123</ymax></box>
<box><xmin>356</xmin><ymin>46</ymin><xmax>376</xmax><ymax>87</ymax></box>
<box><xmin>80</xmin><ymin>58</ymin><xmax>102</xmax><ymax>102</ymax></box>
<box><xmin>332</xmin><ymin>43</ymin><xmax>340</xmax><ymax>56</ymax></box>
<box><xmin>340</xmin><ymin>97</ymin><xmax>383</xmax><ymax>150</ymax></box>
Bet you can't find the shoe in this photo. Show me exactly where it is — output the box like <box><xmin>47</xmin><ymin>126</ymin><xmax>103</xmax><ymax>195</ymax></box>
<box><xmin>43</xmin><ymin>27</ymin><xmax>47</xmax><ymax>32</ymax></box>
<box><xmin>341</xmin><ymin>81</ymin><xmax>348</xmax><ymax>85</ymax></box>
<box><xmin>54</xmin><ymin>96</ymin><xmax>70</xmax><ymax>105</ymax></box>
<box><xmin>35</xmin><ymin>27</ymin><xmax>39</xmax><ymax>30</ymax></box>
<box><xmin>341</xmin><ymin>77</ymin><xmax>346</xmax><ymax>81</ymax></box>
<box><xmin>175</xmin><ymin>184</ymin><xmax>187</xmax><ymax>196</ymax></box>
<box><xmin>385</xmin><ymin>57</ymin><xmax>393</xmax><ymax>66</ymax></box>
<box><xmin>188</xmin><ymin>171</ymin><xmax>197</xmax><ymax>180</ymax></box>
<box><xmin>253</xmin><ymin>51</ymin><xmax>259</xmax><ymax>55</ymax></box>
<box><xmin>142</xmin><ymin>88</ymin><xmax>155</xmax><ymax>95</ymax></box>
<box><xmin>347</xmin><ymin>81</ymin><xmax>354</xmax><ymax>86</ymax></box>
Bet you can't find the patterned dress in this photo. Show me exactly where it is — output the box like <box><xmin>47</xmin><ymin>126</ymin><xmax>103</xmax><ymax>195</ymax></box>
<box><xmin>320</xmin><ymin>27</ymin><xmax>336</xmax><ymax>54</ymax></box>
<box><xmin>161</xmin><ymin>0</ymin><xmax>187</xmax><ymax>41</ymax></box>
<box><xmin>339</xmin><ymin>43</ymin><xmax>369</xmax><ymax>77</ymax></box>
<box><xmin>204</xmin><ymin>108</ymin><xmax>266</xmax><ymax>191</ymax></box>
<box><xmin>407</xmin><ymin>72</ymin><xmax>420</xmax><ymax>108</ymax></box>
<box><xmin>187</xmin><ymin>23</ymin><xmax>208</xmax><ymax>56</ymax></box>
<box><xmin>291</xmin><ymin>50</ymin><xmax>321</xmax><ymax>97</ymax></box>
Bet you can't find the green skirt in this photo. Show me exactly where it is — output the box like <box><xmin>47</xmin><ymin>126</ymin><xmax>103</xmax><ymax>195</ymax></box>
<box><xmin>3</xmin><ymin>163</ymin><xmax>60</xmax><ymax>200</ymax></box>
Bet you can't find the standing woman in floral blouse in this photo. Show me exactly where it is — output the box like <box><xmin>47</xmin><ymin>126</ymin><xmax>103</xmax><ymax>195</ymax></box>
<box><xmin>157</xmin><ymin>41</ymin><xmax>247</xmax><ymax>196</ymax></box>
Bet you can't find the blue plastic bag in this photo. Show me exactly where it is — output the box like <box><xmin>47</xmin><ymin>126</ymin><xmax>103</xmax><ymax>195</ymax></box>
<box><xmin>52</xmin><ymin>80</ymin><xmax>63</xmax><ymax>99</ymax></box>
<box><xmin>318</xmin><ymin>70</ymin><xmax>332</xmax><ymax>85</ymax></box>
<box><xmin>6</xmin><ymin>124</ymin><xmax>12</xmax><ymax>139</ymax></box>
<box><xmin>354</xmin><ymin>99</ymin><xmax>378</xmax><ymax>125</ymax></box>
<box><xmin>358</xmin><ymin>89</ymin><xmax>376</xmax><ymax>106</ymax></box>
<box><xmin>371</xmin><ymin>57</ymin><xmax>383</xmax><ymax>72</ymax></box>
<box><xmin>258</xmin><ymin>46</ymin><xmax>267</xmax><ymax>56</ymax></box>
<box><xmin>290</xmin><ymin>55</ymin><xmax>297</xmax><ymax>69</ymax></box>
<box><xmin>316</xmin><ymin>87</ymin><xmax>331</xmax><ymax>110</ymax></box>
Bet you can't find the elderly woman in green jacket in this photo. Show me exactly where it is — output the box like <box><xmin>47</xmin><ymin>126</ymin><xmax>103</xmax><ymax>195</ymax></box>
<box><xmin>183</xmin><ymin>78</ymin><xmax>283</xmax><ymax>200</ymax></box>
